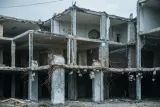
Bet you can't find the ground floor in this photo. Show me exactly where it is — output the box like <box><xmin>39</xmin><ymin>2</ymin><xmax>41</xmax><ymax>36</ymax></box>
<box><xmin>0</xmin><ymin>98</ymin><xmax>160</xmax><ymax>107</ymax></box>
<box><xmin>0</xmin><ymin>70</ymin><xmax>160</xmax><ymax>105</ymax></box>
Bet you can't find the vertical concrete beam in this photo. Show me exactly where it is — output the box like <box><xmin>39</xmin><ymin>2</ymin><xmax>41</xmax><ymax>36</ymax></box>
<box><xmin>51</xmin><ymin>55</ymin><xmax>65</xmax><ymax>104</ymax></box>
<box><xmin>68</xmin><ymin>6</ymin><xmax>78</xmax><ymax>100</ymax></box>
<box><xmin>136</xmin><ymin>73</ymin><xmax>141</xmax><ymax>100</ymax></box>
<box><xmin>51</xmin><ymin>18</ymin><xmax>60</xmax><ymax>33</ymax></box>
<box><xmin>106</xmin><ymin>17</ymin><xmax>110</xmax><ymax>68</ymax></box>
<box><xmin>100</xmin><ymin>14</ymin><xmax>110</xmax><ymax>100</ymax></box>
<box><xmin>28</xmin><ymin>33</ymin><xmax>38</xmax><ymax>101</ymax></box>
<box><xmin>67</xmin><ymin>39</ymin><xmax>71</xmax><ymax>64</ymax></box>
<box><xmin>0</xmin><ymin>47</ymin><xmax>3</xmax><ymax>64</ymax></box>
<box><xmin>93</xmin><ymin>13</ymin><xmax>108</xmax><ymax>101</ymax></box>
<box><xmin>92</xmin><ymin>61</ymin><xmax>104</xmax><ymax>102</ymax></box>
<box><xmin>11</xmin><ymin>41</ymin><xmax>16</xmax><ymax>67</ymax></box>
<box><xmin>0</xmin><ymin>24</ymin><xmax>3</xmax><ymax>37</ymax></box>
<box><xmin>11</xmin><ymin>41</ymin><xmax>16</xmax><ymax>98</ymax></box>
<box><xmin>127</xmin><ymin>17</ymin><xmax>136</xmax><ymax>99</ymax></box>
<box><xmin>99</xmin><ymin>14</ymin><xmax>107</xmax><ymax>67</ymax></box>
<box><xmin>136</xmin><ymin>4</ymin><xmax>142</xmax><ymax>100</ymax></box>
<box><xmin>0</xmin><ymin>75</ymin><xmax>4</xmax><ymax>97</ymax></box>
<box><xmin>128</xmin><ymin>47</ymin><xmax>136</xmax><ymax>99</ymax></box>
<box><xmin>104</xmin><ymin>17</ymin><xmax>110</xmax><ymax>99</ymax></box>
<box><xmin>71</xmin><ymin>6</ymin><xmax>77</xmax><ymax>65</ymax></box>
<box><xmin>51</xmin><ymin>18</ymin><xmax>53</xmax><ymax>33</ymax></box>
<box><xmin>68</xmin><ymin>72</ymin><xmax>77</xmax><ymax>100</ymax></box>
<box><xmin>11</xmin><ymin>74</ymin><xmax>15</xmax><ymax>98</ymax></box>
<box><xmin>28</xmin><ymin>33</ymin><xmax>33</xmax><ymax>100</ymax></box>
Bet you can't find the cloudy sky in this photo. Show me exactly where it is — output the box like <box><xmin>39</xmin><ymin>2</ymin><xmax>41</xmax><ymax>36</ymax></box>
<box><xmin>0</xmin><ymin>0</ymin><xmax>137</xmax><ymax>21</ymax></box>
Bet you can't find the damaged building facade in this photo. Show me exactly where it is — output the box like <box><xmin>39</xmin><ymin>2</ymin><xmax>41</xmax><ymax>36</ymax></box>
<box><xmin>0</xmin><ymin>0</ymin><xmax>159</xmax><ymax>104</ymax></box>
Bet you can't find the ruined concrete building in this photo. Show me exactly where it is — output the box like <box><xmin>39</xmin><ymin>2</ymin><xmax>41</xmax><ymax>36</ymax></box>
<box><xmin>0</xmin><ymin>0</ymin><xmax>160</xmax><ymax>105</ymax></box>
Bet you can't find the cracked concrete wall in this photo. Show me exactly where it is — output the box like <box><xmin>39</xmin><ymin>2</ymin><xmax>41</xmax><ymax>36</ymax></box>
<box><xmin>139</xmin><ymin>6</ymin><xmax>160</xmax><ymax>31</ymax></box>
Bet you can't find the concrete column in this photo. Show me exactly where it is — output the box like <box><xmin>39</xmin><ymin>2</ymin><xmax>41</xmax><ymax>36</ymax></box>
<box><xmin>0</xmin><ymin>24</ymin><xmax>3</xmax><ymax>37</ymax></box>
<box><xmin>51</xmin><ymin>18</ymin><xmax>60</xmax><ymax>33</ymax></box>
<box><xmin>136</xmin><ymin>74</ymin><xmax>141</xmax><ymax>100</ymax></box>
<box><xmin>136</xmin><ymin>4</ymin><xmax>142</xmax><ymax>100</ymax></box>
<box><xmin>136</xmin><ymin>34</ymin><xmax>142</xmax><ymax>100</ymax></box>
<box><xmin>99</xmin><ymin>13</ymin><xmax>108</xmax><ymax>100</ymax></box>
<box><xmin>0</xmin><ymin>48</ymin><xmax>3</xmax><ymax>64</ymax></box>
<box><xmin>51</xmin><ymin>55</ymin><xmax>65</xmax><ymax>104</ymax></box>
<box><xmin>67</xmin><ymin>39</ymin><xmax>71</xmax><ymax>64</ymax></box>
<box><xmin>0</xmin><ymin>47</ymin><xmax>3</xmax><ymax>97</ymax></box>
<box><xmin>128</xmin><ymin>47</ymin><xmax>136</xmax><ymax>99</ymax></box>
<box><xmin>31</xmin><ymin>72</ymin><xmax>38</xmax><ymax>101</ymax></box>
<box><xmin>0</xmin><ymin>75</ymin><xmax>4</xmax><ymax>97</ymax></box>
<box><xmin>28</xmin><ymin>33</ymin><xmax>38</xmax><ymax>101</ymax></box>
<box><xmin>92</xmin><ymin>61</ymin><xmax>104</xmax><ymax>102</ymax></box>
<box><xmin>11</xmin><ymin>41</ymin><xmax>16</xmax><ymax>98</ymax></box>
<box><xmin>11</xmin><ymin>74</ymin><xmax>15</xmax><ymax>98</ymax></box>
<box><xmin>68</xmin><ymin>72</ymin><xmax>77</xmax><ymax>100</ymax></box>
<box><xmin>11</xmin><ymin>41</ymin><xmax>16</xmax><ymax>67</ymax></box>
<box><xmin>127</xmin><ymin>16</ymin><xmax>136</xmax><ymax>99</ymax></box>
<box><xmin>68</xmin><ymin>5</ymin><xmax>78</xmax><ymax>100</ymax></box>
<box><xmin>71</xmin><ymin>6</ymin><xmax>77</xmax><ymax>65</ymax></box>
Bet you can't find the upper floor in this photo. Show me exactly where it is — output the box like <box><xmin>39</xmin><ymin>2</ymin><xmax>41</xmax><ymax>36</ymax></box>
<box><xmin>138</xmin><ymin>0</ymin><xmax>160</xmax><ymax>35</ymax></box>
<box><xmin>43</xmin><ymin>5</ymin><xmax>136</xmax><ymax>44</ymax></box>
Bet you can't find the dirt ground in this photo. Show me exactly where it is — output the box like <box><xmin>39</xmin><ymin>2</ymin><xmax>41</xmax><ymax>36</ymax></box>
<box><xmin>65</xmin><ymin>100</ymin><xmax>160</xmax><ymax>107</ymax></box>
<box><xmin>0</xmin><ymin>98</ymin><xmax>160</xmax><ymax>107</ymax></box>
<box><xmin>64</xmin><ymin>99</ymin><xmax>160</xmax><ymax>107</ymax></box>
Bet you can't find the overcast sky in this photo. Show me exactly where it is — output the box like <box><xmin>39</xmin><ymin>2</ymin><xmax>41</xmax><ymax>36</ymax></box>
<box><xmin>0</xmin><ymin>0</ymin><xmax>137</xmax><ymax>21</ymax></box>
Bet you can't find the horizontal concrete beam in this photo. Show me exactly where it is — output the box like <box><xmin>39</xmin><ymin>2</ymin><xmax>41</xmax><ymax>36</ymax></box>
<box><xmin>30</xmin><ymin>64</ymin><xmax>160</xmax><ymax>73</ymax></box>
<box><xmin>1</xmin><ymin>64</ymin><xmax>160</xmax><ymax>73</ymax></box>
<box><xmin>138</xmin><ymin>0</ymin><xmax>149</xmax><ymax>4</ymax></box>
<box><xmin>139</xmin><ymin>27</ymin><xmax>160</xmax><ymax>36</ymax></box>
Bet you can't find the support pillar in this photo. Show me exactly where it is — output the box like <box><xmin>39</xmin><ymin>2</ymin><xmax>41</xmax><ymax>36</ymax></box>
<box><xmin>127</xmin><ymin>15</ymin><xmax>136</xmax><ymax>99</ymax></box>
<box><xmin>0</xmin><ymin>46</ymin><xmax>4</xmax><ymax>97</ymax></box>
<box><xmin>0</xmin><ymin>48</ymin><xmax>3</xmax><ymax>64</ymax></box>
<box><xmin>28</xmin><ymin>33</ymin><xmax>38</xmax><ymax>101</ymax></box>
<box><xmin>92</xmin><ymin>61</ymin><xmax>103</xmax><ymax>102</ymax></box>
<box><xmin>51</xmin><ymin>55</ymin><xmax>65</xmax><ymax>104</ymax></box>
<box><xmin>136</xmin><ymin>74</ymin><xmax>141</xmax><ymax>100</ymax></box>
<box><xmin>68</xmin><ymin>5</ymin><xmax>78</xmax><ymax>100</ymax></box>
<box><xmin>11</xmin><ymin>74</ymin><xmax>15</xmax><ymax>98</ymax></box>
<box><xmin>68</xmin><ymin>72</ymin><xmax>77</xmax><ymax>100</ymax></box>
<box><xmin>11</xmin><ymin>41</ymin><xmax>16</xmax><ymax>67</ymax></box>
<box><xmin>128</xmin><ymin>47</ymin><xmax>136</xmax><ymax>99</ymax></box>
<box><xmin>99</xmin><ymin>13</ymin><xmax>109</xmax><ymax>100</ymax></box>
<box><xmin>0</xmin><ymin>75</ymin><xmax>4</xmax><ymax>97</ymax></box>
<box><xmin>11</xmin><ymin>41</ymin><xmax>16</xmax><ymax>98</ymax></box>
<box><xmin>136</xmin><ymin>4</ymin><xmax>142</xmax><ymax>100</ymax></box>
<box><xmin>51</xmin><ymin>19</ymin><xmax>60</xmax><ymax>33</ymax></box>
<box><xmin>136</xmin><ymin>33</ymin><xmax>142</xmax><ymax>100</ymax></box>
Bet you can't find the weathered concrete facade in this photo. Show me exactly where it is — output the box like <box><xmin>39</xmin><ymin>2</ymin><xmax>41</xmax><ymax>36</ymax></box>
<box><xmin>136</xmin><ymin>0</ymin><xmax>160</xmax><ymax>100</ymax></box>
<box><xmin>0</xmin><ymin>1</ymin><xmax>159</xmax><ymax>105</ymax></box>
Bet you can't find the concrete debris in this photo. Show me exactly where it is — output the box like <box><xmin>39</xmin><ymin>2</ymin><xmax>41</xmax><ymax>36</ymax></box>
<box><xmin>89</xmin><ymin>72</ymin><xmax>95</xmax><ymax>79</ymax></box>
<box><xmin>0</xmin><ymin>98</ymin><xmax>24</xmax><ymax>106</ymax></box>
